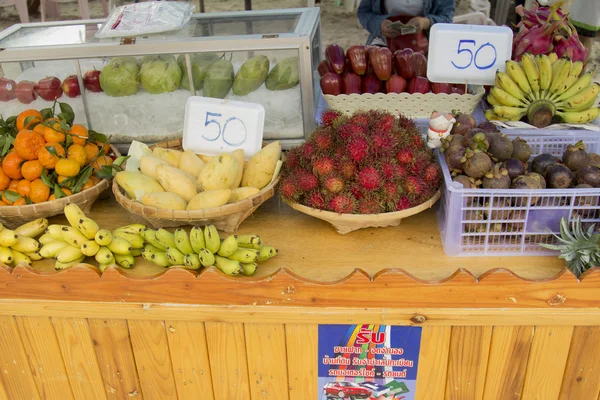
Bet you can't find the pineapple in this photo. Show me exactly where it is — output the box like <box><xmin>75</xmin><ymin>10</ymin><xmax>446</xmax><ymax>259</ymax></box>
<box><xmin>540</xmin><ymin>217</ymin><xmax>600</xmax><ymax>278</ymax></box>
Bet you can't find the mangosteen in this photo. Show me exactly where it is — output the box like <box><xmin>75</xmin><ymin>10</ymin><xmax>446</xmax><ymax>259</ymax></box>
<box><xmin>531</xmin><ymin>153</ymin><xmax>559</xmax><ymax>176</ymax></box>
<box><xmin>576</xmin><ymin>165</ymin><xmax>600</xmax><ymax>187</ymax></box>
<box><xmin>484</xmin><ymin>198</ymin><xmax>512</xmax><ymax>220</ymax></box>
<box><xmin>576</xmin><ymin>183</ymin><xmax>593</xmax><ymax>188</ymax></box>
<box><xmin>453</xmin><ymin>175</ymin><xmax>478</xmax><ymax>189</ymax></box>
<box><xmin>441</xmin><ymin>134</ymin><xmax>465</xmax><ymax>151</ymax></box>
<box><xmin>465</xmin><ymin>129</ymin><xmax>490</xmax><ymax>151</ymax></box>
<box><xmin>588</xmin><ymin>153</ymin><xmax>600</xmax><ymax>168</ymax></box>
<box><xmin>463</xmin><ymin>149</ymin><xmax>493</xmax><ymax>179</ymax></box>
<box><xmin>511</xmin><ymin>175</ymin><xmax>543</xmax><ymax>190</ymax></box>
<box><xmin>451</xmin><ymin>113</ymin><xmax>477</xmax><ymax>136</ymax></box>
<box><xmin>482</xmin><ymin>163</ymin><xmax>511</xmax><ymax>189</ymax></box>
<box><xmin>501</xmin><ymin>158</ymin><xmax>526</xmax><ymax>180</ymax></box>
<box><xmin>444</xmin><ymin>145</ymin><xmax>467</xmax><ymax>172</ymax></box>
<box><xmin>546</xmin><ymin>164</ymin><xmax>574</xmax><ymax>189</ymax></box>
<box><xmin>511</xmin><ymin>137</ymin><xmax>532</xmax><ymax>163</ymax></box>
<box><xmin>487</xmin><ymin>133</ymin><xmax>514</xmax><ymax>162</ymax></box>
<box><xmin>562</xmin><ymin>140</ymin><xmax>588</xmax><ymax>172</ymax></box>
<box><xmin>527</xmin><ymin>172</ymin><xmax>547</xmax><ymax>189</ymax></box>
<box><xmin>477</xmin><ymin>120</ymin><xmax>501</xmax><ymax>133</ymax></box>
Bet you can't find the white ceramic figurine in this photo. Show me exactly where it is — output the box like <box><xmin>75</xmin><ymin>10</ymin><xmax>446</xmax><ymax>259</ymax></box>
<box><xmin>427</xmin><ymin>111</ymin><xmax>456</xmax><ymax>149</ymax></box>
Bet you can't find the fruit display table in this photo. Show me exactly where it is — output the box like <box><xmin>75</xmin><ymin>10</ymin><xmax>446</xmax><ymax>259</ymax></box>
<box><xmin>0</xmin><ymin>196</ymin><xmax>599</xmax><ymax>400</ymax></box>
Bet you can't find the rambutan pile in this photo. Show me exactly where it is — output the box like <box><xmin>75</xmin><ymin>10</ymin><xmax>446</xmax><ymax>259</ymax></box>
<box><xmin>279</xmin><ymin>110</ymin><xmax>441</xmax><ymax>214</ymax></box>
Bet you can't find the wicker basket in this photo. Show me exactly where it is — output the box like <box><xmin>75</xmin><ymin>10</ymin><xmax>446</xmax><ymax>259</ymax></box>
<box><xmin>0</xmin><ymin>145</ymin><xmax>121</xmax><ymax>229</ymax></box>
<box><xmin>113</xmin><ymin>138</ymin><xmax>279</xmax><ymax>232</ymax></box>
<box><xmin>323</xmin><ymin>87</ymin><xmax>485</xmax><ymax>118</ymax></box>
<box><xmin>286</xmin><ymin>191</ymin><xmax>441</xmax><ymax>234</ymax></box>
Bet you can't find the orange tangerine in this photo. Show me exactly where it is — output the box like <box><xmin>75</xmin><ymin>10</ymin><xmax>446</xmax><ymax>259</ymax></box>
<box><xmin>55</xmin><ymin>159</ymin><xmax>80</xmax><ymax>177</ymax></box>
<box><xmin>67</xmin><ymin>144</ymin><xmax>87</xmax><ymax>167</ymax></box>
<box><xmin>70</xmin><ymin>125</ymin><xmax>89</xmax><ymax>146</ymax></box>
<box><xmin>16</xmin><ymin>109</ymin><xmax>42</xmax><ymax>131</ymax></box>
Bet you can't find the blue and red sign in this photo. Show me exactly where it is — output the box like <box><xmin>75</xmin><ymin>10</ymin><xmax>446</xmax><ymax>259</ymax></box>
<box><xmin>318</xmin><ymin>325</ymin><xmax>422</xmax><ymax>400</ymax></box>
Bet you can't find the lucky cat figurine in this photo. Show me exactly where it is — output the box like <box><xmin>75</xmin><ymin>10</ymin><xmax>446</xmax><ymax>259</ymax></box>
<box><xmin>427</xmin><ymin>111</ymin><xmax>456</xmax><ymax>149</ymax></box>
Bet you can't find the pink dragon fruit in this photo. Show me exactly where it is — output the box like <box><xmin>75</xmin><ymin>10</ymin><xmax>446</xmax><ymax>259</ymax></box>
<box><xmin>513</xmin><ymin>22</ymin><xmax>558</xmax><ymax>61</ymax></box>
<box><xmin>515</xmin><ymin>1</ymin><xmax>564</xmax><ymax>30</ymax></box>
<box><xmin>553</xmin><ymin>26</ymin><xmax>589</xmax><ymax>62</ymax></box>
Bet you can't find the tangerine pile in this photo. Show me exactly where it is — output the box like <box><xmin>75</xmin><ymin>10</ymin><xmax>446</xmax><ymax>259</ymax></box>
<box><xmin>0</xmin><ymin>109</ymin><xmax>113</xmax><ymax>206</ymax></box>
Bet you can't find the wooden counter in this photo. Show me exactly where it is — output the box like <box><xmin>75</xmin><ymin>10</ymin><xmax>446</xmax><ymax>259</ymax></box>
<box><xmin>0</xmin><ymin>196</ymin><xmax>599</xmax><ymax>400</ymax></box>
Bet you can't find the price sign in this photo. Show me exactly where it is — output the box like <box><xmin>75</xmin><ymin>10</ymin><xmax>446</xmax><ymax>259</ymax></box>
<box><xmin>427</xmin><ymin>23</ymin><xmax>513</xmax><ymax>85</ymax></box>
<box><xmin>182</xmin><ymin>96</ymin><xmax>265</xmax><ymax>158</ymax></box>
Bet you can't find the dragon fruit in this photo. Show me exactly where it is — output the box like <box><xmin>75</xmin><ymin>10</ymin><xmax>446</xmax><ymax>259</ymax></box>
<box><xmin>515</xmin><ymin>1</ymin><xmax>564</xmax><ymax>30</ymax></box>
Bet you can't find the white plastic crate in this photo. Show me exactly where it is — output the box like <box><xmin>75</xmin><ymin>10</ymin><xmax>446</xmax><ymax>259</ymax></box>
<box><xmin>436</xmin><ymin>131</ymin><xmax>600</xmax><ymax>256</ymax></box>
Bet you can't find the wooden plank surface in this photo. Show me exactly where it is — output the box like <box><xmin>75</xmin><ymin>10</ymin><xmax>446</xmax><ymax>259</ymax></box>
<box><xmin>205</xmin><ymin>322</ymin><xmax>251</xmax><ymax>400</ymax></box>
<box><xmin>52</xmin><ymin>318</ymin><xmax>108</xmax><ymax>400</ymax></box>
<box><xmin>165</xmin><ymin>321</ymin><xmax>214</xmax><ymax>400</ymax></box>
<box><xmin>88</xmin><ymin>319</ymin><xmax>142</xmax><ymax>399</ymax></box>
<box><xmin>521</xmin><ymin>326</ymin><xmax>573</xmax><ymax>400</ymax></box>
<box><xmin>416</xmin><ymin>326</ymin><xmax>451</xmax><ymax>400</ymax></box>
<box><xmin>245</xmin><ymin>324</ymin><xmax>290</xmax><ymax>400</ymax></box>
<box><xmin>483</xmin><ymin>326</ymin><xmax>534</xmax><ymax>399</ymax></box>
<box><xmin>15</xmin><ymin>316</ymin><xmax>74</xmax><ymax>400</ymax></box>
<box><xmin>445</xmin><ymin>326</ymin><xmax>492</xmax><ymax>400</ymax></box>
<box><xmin>0</xmin><ymin>316</ymin><xmax>40</xmax><ymax>399</ymax></box>
<box><xmin>559</xmin><ymin>326</ymin><xmax>600</xmax><ymax>399</ymax></box>
<box><xmin>286</xmin><ymin>324</ymin><xmax>318</xmax><ymax>400</ymax></box>
<box><xmin>128</xmin><ymin>320</ymin><xmax>178</xmax><ymax>400</ymax></box>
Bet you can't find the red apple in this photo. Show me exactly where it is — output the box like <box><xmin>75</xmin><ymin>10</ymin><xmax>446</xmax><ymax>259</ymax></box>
<box><xmin>320</xmin><ymin>72</ymin><xmax>344</xmax><ymax>95</ymax></box>
<box><xmin>83</xmin><ymin>70</ymin><xmax>102</xmax><ymax>92</ymax></box>
<box><xmin>61</xmin><ymin>75</ymin><xmax>81</xmax><ymax>98</ymax></box>
<box><xmin>343</xmin><ymin>73</ymin><xmax>361</xmax><ymax>95</ymax></box>
<box><xmin>386</xmin><ymin>75</ymin><xmax>407</xmax><ymax>94</ymax></box>
<box><xmin>0</xmin><ymin>78</ymin><xmax>17</xmax><ymax>102</ymax></box>
<box><xmin>37</xmin><ymin>76</ymin><xmax>62</xmax><ymax>101</ymax></box>
<box><xmin>15</xmin><ymin>81</ymin><xmax>38</xmax><ymax>104</ymax></box>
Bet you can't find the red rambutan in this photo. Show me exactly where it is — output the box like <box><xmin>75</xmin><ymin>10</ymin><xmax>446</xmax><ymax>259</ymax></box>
<box><xmin>285</xmin><ymin>148</ymin><xmax>301</xmax><ymax>170</ymax></box>
<box><xmin>349</xmin><ymin>113</ymin><xmax>371</xmax><ymax>128</ymax></box>
<box><xmin>396</xmin><ymin>196</ymin><xmax>412</xmax><ymax>211</ymax></box>
<box><xmin>321</xmin><ymin>110</ymin><xmax>342</xmax><ymax>127</ymax></box>
<box><xmin>313</xmin><ymin>156</ymin><xmax>335</xmax><ymax>177</ymax></box>
<box><xmin>347</xmin><ymin>136</ymin><xmax>370</xmax><ymax>164</ymax></box>
<box><xmin>305</xmin><ymin>190</ymin><xmax>326</xmax><ymax>209</ymax></box>
<box><xmin>380</xmin><ymin>160</ymin><xmax>404</xmax><ymax>180</ymax></box>
<box><xmin>340</xmin><ymin>159</ymin><xmax>357</xmax><ymax>180</ymax></box>
<box><xmin>338</xmin><ymin>123</ymin><xmax>367</xmax><ymax>141</ymax></box>
<box><xmin>280</xmin><ymin>177</ymin><xmax>299</xmax><ymax>200</ymax></box>
<box><xmin>301</xmin><ymin>142</ymin><xmax>315</xmax><ymax>160</ymax></box>
<box><xmin>297</xmin><ymin>170</ymin><xmax>319</xmax><ymax>192</ymax></box>
<box><xmin>404</xmin><ymin>176</ymin><xmax>427</xmax><ymax>197</ymax></box>
<box><xmin>410</xmin><ymin>134</ymin><xmax>425</xmax><ymax>147</ymax></box>
<box><xmin>372</xmin><ymin>114</ymin><xmax>396</xmax><ymax>134</ymax></box>
<box><xmin>313</xmin><ymin>129</ymin><xmax>334</xmax><ymax>152</ymax></box>
<box><xmin>422</xmin><ymin>162</ymin><xmax>441</xmax><ymax>185</ymax></box>
<box><xmin>329</xmin><ymin>193</ymin><xmax>357</xmax><ymax>214</ymax></box>
<box><xmin>397</xmin><ymin>114</ymin><xmax>416</xmax><ymax>130</ymax></box>
<box><xmin>324</xmin><ymin>175</ymin><xmax>345</xmax><ymax>194</ymax></box>
<box><xmin>358</xmin><ymin>197</ymin><xmax>382</xmax><ymax>214</ymax></box>
<box><xmin>396</xmin><ymin>148</ymin><xmax>415</xmax><ymax>165</ymax></box>
<box><xmin>350</xmin><ymin>185</ymin><xmax>364</xmax><ymax>200</ymax></box>
<box><xmin>371</xmin><ymin>132</ymin><xmax>398</xmax><ymax>156</ymax></box>
<box><xmin>381</xmin><ymin>181</ymin><xmax>398</xmax><ymax>201</ymax></box>
<box><xmin>358</xmin><ymin>166</ymin><xmax>381</xmax><ymax>190</ymax></box>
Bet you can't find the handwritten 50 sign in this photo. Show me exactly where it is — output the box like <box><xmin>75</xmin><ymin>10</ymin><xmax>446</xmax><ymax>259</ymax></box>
<box><xmin>427</xmin><ymin>24</ymin><xmax>513</xmax><ymax>86</ymax></box>
<box><xmin>182</xmin><ymin>97</ymin><xmax>265</xmax><ymax>158</ymax></box>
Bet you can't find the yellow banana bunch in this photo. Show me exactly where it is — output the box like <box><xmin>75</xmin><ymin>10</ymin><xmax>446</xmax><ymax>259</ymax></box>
<box><xmin>486</xmin><ymin>53</ymin><xmax>600</xmax><ymax>127</ymax></box>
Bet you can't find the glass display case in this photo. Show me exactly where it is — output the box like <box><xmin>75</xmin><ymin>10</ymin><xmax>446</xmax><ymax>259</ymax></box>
<box><xmin>0</xmin><ymin>8</ymin><xmax>321</xmax><ymax>149</ymax></box>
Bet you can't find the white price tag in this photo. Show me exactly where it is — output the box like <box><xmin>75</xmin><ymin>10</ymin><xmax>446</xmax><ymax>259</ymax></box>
<box><xmin>427</xmin><ymin>23</ymin><xmax>513</xmax><ymax>85</ymax></box>
<box><xmin>182</xmin><ymin>96</ymin><xmax>265</xmax><ymax>158</ymax></box>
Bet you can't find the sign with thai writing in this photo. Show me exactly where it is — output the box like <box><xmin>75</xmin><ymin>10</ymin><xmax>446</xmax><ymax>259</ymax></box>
<box><xmin>318</xmin><ymin>325</ymin><xmax>422</xmax><ymax>400</ymax></box>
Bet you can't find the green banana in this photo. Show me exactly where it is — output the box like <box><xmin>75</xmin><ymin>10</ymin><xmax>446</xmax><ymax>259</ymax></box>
<box><xmin>155</xmin><ymin>229</ymin><xmax>177</xmax><ymax>249</ymax></box>
<box><xmin>149</xmin><ymin>251</ymin><xmax>171</xmax><ymax>267</ymax></box>
<box><xmin>11</xmin><ymin>250</ymin><xmax>31</xmax><ymax>266</ymax></box>
<box><xmin>11</xmin><ymin>235</ymin><xmax>40</xmax><ymax>253</ymax></box>
<box><xmin>236</xmin><ymin>234</ymin><xmax>262</xmax><ymax>249</ymax></box>
<box><xmin>0</xmin><ymin>246</ymin><xmax>13</xmax><ymax>264</ymax></box>
<box><xmin>14</xmin><ymin>218</ymin><xmax>48</xmax><ymax>238</ymax></box>
<box><xmin>241</xmin><ymin>262</ymin><xmax>258</xmax><ymax>276</ymax></box>
<box><xmin>131</xmin><ymin>248</ymin><xmax>143</xmax><ymax>257</ymax></box>
<box><xmin>45</xmin><ymin>224</ymin><xmax>68</xmax><ymax>241</ymax></box>
<box><xmin>214</xmin><ymin>255</ymin><xmax>242</xmax><ymax>275</ymax></box>
<box><xmin>258</xmin><ymin>245</ymin><xmax>278</xmax><ymax>261</ymax></box>
<box><xmin>77</xmin><ymin>217</ymin><xmax>100</xmax><ymax>240</ymax></box>
<box><xmin>0</xmin><ymin>228</ymin><xmax>18</xmax><ymax>247</ymax></box>
<box><xmin>184</xmin><ymin>253</ymin><xmax>201</xmax><ymax>270</ymax></box>
<box><xmin>228</xmin><ymin>248</ymin><xmax>259</xmax><ymax>263</ymax></box>
<box><xmin>189</xmin><ymin>226</ymin><xmax>205</xmax><ymax>253</ymax></box>
<box><xmin>62</xmin><ymin>226</ymin><xmax>89</xmax><ymax>247</ymax></box>
<box><xmin>203</xmin><ymin>225</ymin><xmax>220</xmax><ymax>254</ymax></box>
<box><xmin>115</xmin><ymin>253</ymin><xmax>135</xmax><ymax>269</ymax></box>
<box><xmin>94</xmin><ymin>229</ymin><xmax>113</xmax><ymax>246</ymax></box>
<box><xmin>95</xmin><ymin>247</ymin><xmax>115</xmax><ymax>265</ymax></box>
<box><xmin>56</xmin><ymin>245</ymin><xmax>84</xmax><ymax>263</ymax></box>
<box><xmin>165</xmin><ymin>247</ymin><xmax>185</xmax><ymax>265</ymax></box>
<box><xmin>107</xmin><ymin>236</ymin><xmax>133</xmax><ymax>255</ymax></box>
<box><xmin>112</xmin><ymin>230</ymin><xmax>144</xmax><ymax>249</ymax></box>
<box><xmin>198</xmin><ymin>248</ymin><xmax>215</xmax><ymax>267</ymax></box>
<box><xmin>81</xmin><ymin>240</ymin><xmax>101</xmax><ymax>257</ymax></box>
<box><xmin>217</xmin><ymin>235</ymin><xmax>238</xmax><ymax>257</ymax></box>
<box><xmin>40</xmin><ymin>241</ymin><xmax>70</xmax><ymax>258</ymax></box>
<box><xmin>113</xmin><ymin>223</ymin><xmax>146</xmax><ymax>235</ymax></box>
<box><xmin>174</xmin><ymin>228</ymin><xmax>194</xmax><ymax>255</ymax></box>
<box><xmin>142</xmin><ymin>229</ymin><xmax>167</xmax><ymax>251</ymax></box>
<box><xmin>98</xmin><ymin>262</ymin><xmax>112</xmax><ymax>273</ymax></box>
<box><xmin>55</xmin><ymin>256</ymin><xmax>85</xmax><ymax>271</ymax></box>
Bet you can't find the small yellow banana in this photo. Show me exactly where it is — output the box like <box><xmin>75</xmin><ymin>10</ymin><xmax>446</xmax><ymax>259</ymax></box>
<box><xmin>521</xmin><ymin>53</ymin><xmax>541</xmax><ymax>96</ymax></box>
<box><xmin>173</xmin><ymin>229</ymin><xmax>193</xmax><ymax>255</ymax></box>
<box><xmin>165</xmin><ymin>247</ymin><xmax>185</xmax><ymax>265</ymax></box>
<box><xmin>55</xmin><ymin>256</ymin><xmax>85</xmax><ymax>271</ymax></box>
<box><xmin>557</xmin><ymin>107</ymin><xmax>600</xmax><ymax>124</ymax></box>
<box><xmin>228</xmin><ymin>248</ymin><xmax>259</xmax><ymax>263</ymax></box>
<box><xmin>198</xmin><ymin>248</ymin><xmax>215</xmax><ymax>267</ymax></box>
<box><xmin>98</xmin><ymin>262</ymin><xmax>112</xmax><ymax>273</ymax></box>
<box><xmin>62</xmin><ymin>226</ymin><xmax>88</xmax><ymax>248</ymax></box>
<box><xmin>189</xmin><ymin>226</ymin><xmax>205</xmax><ymax>254</ymax></box>
<box><xmin>14</xmin><ymin>218</ymin><xmax>48</xmax><ymax>238</ymax></box>
<box><xmin>484</xmin><ymin>109</ymin><xmax>510</xmax><ymax>121</ymax></box>
<box><xmin>241</xmin><ymin>262</ymin><xmax>258</xmax><ymax>276</ymax></box>
<box><xmin>77</xmin><ymin>217</ymin><xmax>100</xmax><ymax>240</ymax></box>
<box><xmin>0</xmin><ymin>246</ymin><xmax>13</xmax><ymax>265</ymax></box>
<box><xmin>203</xmin><ymin>225</ymin><xmax>220</xmax><ymax>254</ymax></box>
<box><xmin>40</xmin><ymin>241</ymin><xmax>70</xmax><ymax>258</ymax></box>
<box><xmin>214</xmin><ymin>255</ymin><xmax>242</xmax><ymax>275</ymax></box>
<box><xmin>26</xmin><ymin>251</ymin><xmax>43</xmax><ymax>261</ymax></box>
<box><xmin>548</xmin><ymin>52</ymin><xmax>558</xmax><ymax>64</ymax></box>
<box><xmin>556</xmin><ymin>72</ymin><xmax>594</xmax><ymax>102</ymax></box>
<box><xmin>56</xmin><ymin>245</ymin><xmax>84</xmax><ymax>263</ymax></box>
<box><xmin>107</xmin><ymin>236</ymin><xmax>132</xmax><ymax>255</ymax></box>
<box><xmin>558</xmin><ymin>84</ymin><xmax>600</xmax><ymax>111</ymax></box>
<box><xmin>549</xmin><ymin>58</ymin><xmax>572</xmax><ymax>96</ymax></box>
<box><xmin>143</xmin><ymin>250</ymin><xmax>170</xmax><ymax>267</ymax></box>
<box><xmin>94</xmin><ymin>229</ymin><xmax>113</xmax><ymax>247</ymax></box>
<box><xmin>11</xmin><ymin>235</ymin><xmax>40</xmax><ymax>254</ymax></box>
<box><xmin>489</xmin><ymin>87</ymin><xmax>525</xmax><ymax>107</ymax></box>
<box><xmin>115</xmin><ymin>253</ymin><xmax>135</xmax><ymax>269</ymax></box>
<box><xmin>11</xmin><ymin>250</ymin><xmax>31</xmax><ymax>266</ymax></box>
<box><xmin>64</xmin><ymin>204</ymin><xmax>86</xmax><ymax>231</ymax></box>
<box><xmin>155</xmin><ymin>229</ymin><xmax>176</xmax><ymax>249</ymax></box>
<box><xmin>184</xmin><ymin>253</ymin><xmax>201</xmax><ymax>270</ymax></box>
<box><xmin>495</xmin><ymin>72</ymin><xmax>527</xmax><ymax>102</ymax></box>
<box><xmin>487</xmin><ymin>92</ymin><xmax>502</xmax><ymax>107</ymax></box>
<box><xmin>552</xmin><ymin>61</ymin><xmax>584</xmax><ymax>98</ymax></box>
<box><xmin>505</xmin><ymin>60</ymin><xmax>533</xmax><ymax>100</ymax></box>
<box><xmin>536</xmin><ymin>54</ymin><xmax>553</xmax><ymax>93</ymax></box>
<box><xmin>0</xmin><ymin>228</ymin><xmax>18</xmax><ymax>247</ymax></box>
<box><xmin>81</xmin><ymin>240</ymin><xmax>101</xmax><ymax>257</ymax></box>
<box><xmin>141</xmin><ymin>229</ymin><xmax>166</xmax><ymax>251</ymax></box>
<box><xmin>38</xmin><ymin>234</ymin><xmax>56</xmax><ymax>246</ymax></box>
<box><xmin>113</xmin><ymin>224</ymin><xmax>146</xmax><ymax>235</ymax></box>
<box><xmin>493</xmin><ymin>105</ymin><xmax>528</xmax><ymax>120</ymax></box>
<box><xmin>236</xmin><ymin>234</ymin><xmax>262</xmax><ymax>250</ymax></box>
<box><xmin>258</xmin><ymin>245</ymin><xmax>278</xmax><ymax>262</ymax></box>
<box><xmin>217</xmin><ymin>235</ymin><xmax>238</xmax><ymax>257</ymax></box>
<box><xmin>45</xmin><ymin>224</ymin><xmax>68</xmax><ymax>241</ymax></box>
<box><xmin>112</xmin><ymin>231</ymin><xmax>144</xmax><ymax>249</ymax></box>
<box><xmin>95</xmin><ymin>247</ymin><xmax>115</xmax><ymax>265</ymax></box>
<box><xmin>131</xmin><ymin>248</ymin><xmax>143</xmax><ymax>257</ymax></box>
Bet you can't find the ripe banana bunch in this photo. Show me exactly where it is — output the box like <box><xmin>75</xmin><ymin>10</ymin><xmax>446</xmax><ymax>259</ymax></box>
<box><xmin>39</xmin><ymin>204</ymin><xmax>146</xmax><ymax>271</ymax></box>
<box><xmin>487</xmin><ymin>53</ymin><xmax>600</xmax><ymax>127</ymax></box>
<box><xmin>141</xmin><ymin>225</ymin><xmax>278</xmax><ymax>276</ymax></box>
<box><xmin>0</xmin><ymin>218</ymin><xmax>45</xmax><ymax>267</ymax></box>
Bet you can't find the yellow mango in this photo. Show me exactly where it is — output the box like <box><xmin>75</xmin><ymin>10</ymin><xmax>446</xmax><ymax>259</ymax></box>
<box><xmin>231</xmin><ymin>149</ymin><xmax>244</xmax><ymax>189</ymax></box>
<box><xmin>179</xmin><ymin>150</ymin><xmax>206</xmax><ymax>178</ymax></box>
<box><xmin>197</xmin><ymin>153</ymin><xmax>239</xmax><ymax>191</ymax></box>
<box><xmin>139</xmin><ymin>155</ymin><xmax>169</xmax><ymax>180</ymax></box>
<box><xmin>152</xmin><ymin>147</ymin><xmax>183</xmax><ymax>167</ymax></box>
<box><xmin>156</xmin><ymin>164</ymin><xmax>198</xmax><ymax>202</ymax></box>
<box><xmin>115</xmin><ymin>171</ymin><xmax>164</xmax><ymax>201</ymax></box>
<box><xmin>141</xmin><ymin>192</ymin><xmax>187</xmax><ymax>210</ymax></box>
<box><xmin>242</xmin><ymin>141</ymin><xmax>281</xmax><ymax>189</ymax></box>
<box><xmin>228</xmin><ymin>187</ymin><xmax>259</xmax><ymax>203</ymax></box>
<box><xmin>186</xmin><ymin>189</ymin><xmax>231</xmax><ymax>210</ymax></box>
